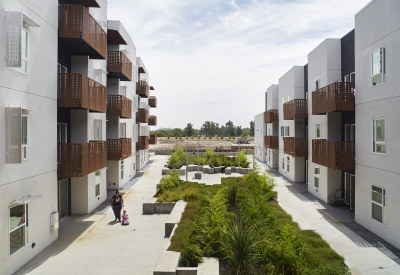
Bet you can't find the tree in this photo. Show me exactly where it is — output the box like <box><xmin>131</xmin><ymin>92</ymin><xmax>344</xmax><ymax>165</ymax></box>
<box><xmin>184</xmin><ymin>123</ymin><xmax>194</xmax><ymax>137</ymax></box>
<box><xmin>236</xmin><ymin>126</ymin><xmax>242</xmax><ymax>137</ymax></box>
<box><xmin>225</xmin><ymin>120</ymin><xmax>235</xmax><ymax>137</ymax></box>
<box><xmin>249</xmin><ymin>121</ymin><xmax>254</xmax><ymax>137</ymax></box>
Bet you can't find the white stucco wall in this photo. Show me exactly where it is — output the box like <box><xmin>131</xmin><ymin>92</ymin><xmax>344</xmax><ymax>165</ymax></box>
<box><xmin>254</xmin><ymin>112</ymin><xmax>266</xmax><ymax>162</ymax></box>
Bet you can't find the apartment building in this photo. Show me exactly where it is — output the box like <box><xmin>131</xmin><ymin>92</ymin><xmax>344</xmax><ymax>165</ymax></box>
<box><xmin>354</xmin><ymin>0</ymin><xmax>400</xmax><ymax>249</ymax></box>
<box><xmin>265</xmin><ymin>85</ymin><xmax>280</xmax><ymax>169</ymax></box>
<box><xmin>254</xmin><ymin>112</ymin><xmax>265</xmax><ymax>162</ymax></box>
<box><xmin>0</xmin><ymin>1</ymin><xmax>59</xmax><ymax>274</ymax></box>
<box><xmin>254</xmin><ymin>0</ymin><xmax>399</xmax><ymax>251</ymax></box>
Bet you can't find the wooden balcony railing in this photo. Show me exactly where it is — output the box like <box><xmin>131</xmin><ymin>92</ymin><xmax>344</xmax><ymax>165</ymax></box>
<box><xmin>149</xmin><ymin>135</ymin><xmax>157</xmax><ymax>145</ymax></box>
<box><xmin>107</xmin><ymin>138</ymin><xmax>132</xmax><ymax>161</ymax></box>
<box><xmin>136</xmin><ymin>80</ymin><xmax>149</xmax><ymax>98</ymax></box>
<box><xmin>312</xmin><ymin>140</ymin><xmax>355</xmax><ymax>170</ymax></box>
<box><xmin>107</xmin><ymin>51</ymin><xmax>132</xmax><ymax>81</ymax></box>
<box><xmin>283</xmin><ymin>137</ymin><xmax>308</xmax><ymax>157</ymax></box>
<box><xmin>107</xmin><ymin>95</ymin><xmax>132</xmax><ymax>118</ymax></box>
<box><xmin>137</xmin><ymin>109</ymin><xmax>149</xmax><ymax>123</ymax></box>
<box><xmin>149</xmin><ymin>115</ymin><xmax>157</xmax><ymax>126</ymax></box>
<box><xmin>283</xmin><ymin>99</ymin><xmax>308</xmax><ymax>120</ymax></box>
<box><xmin>149</xmin><ymin>96</ymin><xmax>157</xmax><ymax>108</ymax></box>
<box><xmin>264</xmin><ymin>136</ymin><xmax>278</xmax><ymax>150</ymax></box>
<box><xmin>264</xmin><ymin>109</ymin><xmax>279</xmax><ymax>123</ymax></box>
<box><xmin>59</xmin><ymin>5</ymin><xmax>106</xmax><ymax>59</ymax></box>
<box><xmin>58</xmin><ymin>141</ymin><xmax>106</xmax><ymax>178</ymax></box>
<box><xmin>137</xmin><ymin>136</ymin><xmax>149</xmax><ymax>150</ymax></box>
<box><xmin>58</xmin><ymin>73</ymin><xmax>106</xmax><ymax>112</ymax></box>
<box><xmin>312</xmin><ymin>82</ymin><xmax>355</xmax><ymax>115</ymax></box>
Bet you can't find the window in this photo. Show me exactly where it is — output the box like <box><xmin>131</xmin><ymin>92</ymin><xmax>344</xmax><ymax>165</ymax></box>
<box><xmin>94</xmin><ymin>120</ymin><xmax>102</xmax><ymax>141</ymax></box>
<box><xmin>95</xmin><ymin>171</ymin><xmax>101</xmax><ymax>197</ymax></box>
<box><xmin>372</xmin><ymin>48</ymin><xmax>385</xmax><ymax>86</ymax></box>
<box><xmin>371</xmin><ymin>185</ymin><xmax>386</xmax><ymax>224</ymax></box>
<box><xmin>285</xmin><ymin>126</ymin><xmax>289</xmax><ymax>136</ymax></box>
<box><xmin>121</xmin><ymin>160</ymin><xmax>124</xmax><ymax>179</ymax></box>
<box><xmin>57</xmin><ymin>123</ymin><xmax>68</xmax><ymax>143</ymax></box>
<box><xmin>287</xmin><ymin>156</ymin><xmax>290</xmax><ymax>172</ymax></box>
<box><xmin>14</xmin><ymin>28</ymin><xmax>29</xmax><ymax>73</ymax></box>
<box><xmin>268</xmin><ymin>150</ymin><xmax>270</xmax><ymax>162</ymax></box>
<box><xmin>315</xmin><ymin>80</ymin><xmax>320</xmax><ymax>90</ymax></box>
<box><xmin>282</xmin><ymin>156</ymin><xmax>285</xmax><ymax>169</ymax></box>
<box><xmin>314</xmin><ymin>166</ymin><xmax>320</xmax><ymax>188</ymax></box>
<box><xmin>344</xmin><ymin>74</ymin><xmax>350</xmax><ymax>82</ymax></box>
<box><xmin>280</xmin><ymin>126</ymin><xmax>284</xmax><ymax>137</ymax></box>
<box><xmin>350</xmin><ymin>72</ymin><xmax>355</xmax><ymax>83</ymax></box>
<box><xmin>9</xmin><ymin>203</ymin><xmax>29</xmax><ymax>255</ymax></box>
<box><xmin>22</xmin><ymin>115</ymin><xmax>28</xmax><ymax>160</ymax></box>
<box><xmin>372</xmin><ymin>119</ymin><xmax>385</xmax><ymax>153</ymax></box>
<box><xmin>315</xmin><ymin>124</ymin><xmax>321</xmax><ymax>139</ymax></box>
<box><xmin>120</xmin><ymin>123</ymin><xmax>126</xmax><ymax>138</ymax></box>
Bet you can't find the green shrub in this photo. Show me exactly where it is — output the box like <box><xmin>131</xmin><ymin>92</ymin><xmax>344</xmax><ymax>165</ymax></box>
<box><xmin>236</xmin><ymin>150</ymin><xmax>250</xmax><ymax>168</ymax></box>
<box><xmin>180</xmin><ymin>243</ymin><xmax>203</xmax><ymax>267</ymax></box>
<box><xmin>156</xmin><ymin>170</ymin><xmax>182</xmax><ymax>195</ymax></box>
<box><xmin>228</xmin><ymin>185</ymin><xmax>238</xmax><ymax>207</ymax></box>
<box><xmin>308</xmin><ymin>260</ymin><xmax>350</xmax><ymax>275</ymax></box>
<box><xmin>167</xmin><ymin>146</ymin><xmax>186</xmax><ymax>169</ymax></box>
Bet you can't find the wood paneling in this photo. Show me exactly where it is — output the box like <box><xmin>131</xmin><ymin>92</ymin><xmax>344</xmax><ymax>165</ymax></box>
<box><xmin>284</xmin><ymin>137</ymin><xmax>308</xmax><ymax>157</ymax></box>
<box><xmin>312</xmin><ymin>140</ymin><xmax>354</xmax><ymax>170</ymax></box>
<box><xmin>107</xmin><ymin>51</ymin><xmax>132</xmax><ymax>81</ymax></box>
<box><xmin>264</xmin><ymin>136</ymin><xmax>278</xmax><ymax>149</ymax></box>
<box><xmin>264</xmin><ymin>109</ymin><xmax>279</xmax><ymax>123</ymax></box>
<box><xmin>283</xmin><ymin>99</ymin><xmax>308</xmax><ymax>120</ymax></box>
<box><xmin>312</xmin><ymin>82</ymin><xmax>355</xmax><ymax>115</ymax></box>
<box><xmin>107</xmin><ymin>138</ymin><xmax>132</xmax><ymax>160</ymax></box>
<box><xmin>107</xmin><ymin>95</ymin><xmax>132</xmax><ymax>118</ymax></box>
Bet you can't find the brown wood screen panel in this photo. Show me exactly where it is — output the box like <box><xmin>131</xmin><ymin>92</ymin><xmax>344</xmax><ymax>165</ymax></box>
<box><xmin>148</xmin><ymin>115</ymin><xmax>157</xmax><ymax>126</ymax></box>
<box><xmin>148</xmin><ymin>96</ymin><xmax>157</xmax><ymax>107</ymax></box>
<box><xmin>264</xmin><ymin>109</ymin><xmax>279</xmax><ymax>123</ymax></box>
<box><xmin>136</xmin><ymin>109</ymin><xmax>149</xmax><ymax>123</ymax></box>
<box><xmin>284</xmin><ymin>137</ymin><xmax>307</xmax><ymax>157</ymax></box>
<box><xmin>58</xmin><ymin>73</ymin><xmax>106</xmax><ymax>112</ymax></box>
<box><xmin>59</xmin><ymin>5</ymin><xmax>106</xmax><ymax>59</ymax></box>
<box><xmin>149</xmin><ymin>135</ymin><xmax>157</xmax><ymax>145</ymax></box>
<box><xmin>107</xmin><ymin>138</ymin><xmax>132</xmax><ymax>160</ymax></box>
<box><xmin>264</xmin><ymin>136</ymin><xmax>278</xmax><ymax>149</ymax></box>
<box><xmin>136</xmin><ymin>80</ymin><xmax>149</xmax><ymax>98</ymax></box>
<box><xmin>107</xmin><ymin>95</ymin><xmax>132</xmax><ymax>118</ymax></box>
<box><xmin>107</xmin><ymin>51</ymin><xmax>132</xmax><ymax>81</ymax></box>
<box><xmin>58</xmin><ymin>141</ymin><xmax>106</xmax><ymax>178</ymax></box>
<box><xmin>312</xmin><ymin>140</ymin><xmax>354</xmax><ymax>170</ymax></box>
<box><xmin>137</xmin><ymin>136</ymin><xmax>149</xmax><ymax>150</ymax></box>
<box><xmin>312</xmin><ymin>82</ymin><xmax>355</xmax><ymax>115</ymax></box>
<box><xmin>283</xmin><ymin>99</ymin><xmax>308</xmax><ymax>120</ymax></box>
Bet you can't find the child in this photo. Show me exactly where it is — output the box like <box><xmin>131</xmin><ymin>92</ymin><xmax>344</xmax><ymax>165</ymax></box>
<box><xmin>121</xmin><ymin>209</ymin><xmax>130</xmax><ymax>226</ymax></box>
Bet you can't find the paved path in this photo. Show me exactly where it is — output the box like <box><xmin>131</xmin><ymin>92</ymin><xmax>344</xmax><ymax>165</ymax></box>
<box><xmin>14</xmin><ymin>156</ymin><xmax>170</xmax><ymax>275</ymax></box>
<box><xmin>255</xmin><ymin>160</ymin><xmax>400</xmax><ymax>275</ymax></box>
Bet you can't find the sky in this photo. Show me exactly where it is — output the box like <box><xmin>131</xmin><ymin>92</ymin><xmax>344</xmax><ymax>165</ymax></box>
<box><xmin>108</xmin><ymin>0</ymin><xmax>371</xmax><ymax>130</ymax></box>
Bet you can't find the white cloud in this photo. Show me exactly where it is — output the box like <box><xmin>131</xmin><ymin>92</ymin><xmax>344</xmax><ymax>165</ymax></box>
<box><xmin>108</xmin><ymin>0</ymin><xmax>371</xmax><ymax>129</ymax></box>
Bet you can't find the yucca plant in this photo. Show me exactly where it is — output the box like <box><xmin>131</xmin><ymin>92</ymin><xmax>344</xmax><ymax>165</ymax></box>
<box><xmin>228</xmin><ymin>185</ymin><xmax>238</xmax><ymax>207</ymax></box>
<box><xmin>220</xmin><ymin>219</ymin><xmax>260</xmax><ymax>275</ymax></box>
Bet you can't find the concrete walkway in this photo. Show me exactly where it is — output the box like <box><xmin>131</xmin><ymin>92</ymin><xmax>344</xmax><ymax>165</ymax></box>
<box><xmin>14</xmin><ymin>156</ymin><xmax>171</xmax><ymax>275</ymax></box>
<box><xmin>255</xmin><ymin>160</ymin><xmax>400</xmax><ymax>275</ymax></box>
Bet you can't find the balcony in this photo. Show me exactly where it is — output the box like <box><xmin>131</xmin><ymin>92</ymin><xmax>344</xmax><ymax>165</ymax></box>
<box><xmin>59</xmin><ymin>5</ymin><xmax>106</xmax><ymax>59</ymax></box>
<box><xmin>59</xmin><ymin>0</ymin><xmax>100</xmax><ymax>8</ymax></box>
<box><xmin>149</xmin><ymin>96</ymin><xmax>157</xmax><ymax>108</ymax></box>
<box><xmin>137</xmin><ymin>109</ymin><xmax>149</xmax><ymax>123</ymax></box>
<box><xmin>107</xmin><ymin>138</ymin><xmax>132</xmax><ymax>161</ymax></box>
<box><xmin>107</xmin><ymin>95</ymin><xmax>132</xmax><ymax>118</ymax></box>
<box><xmin>137</xmin><ymin>136</ymin><xmax>149</xmax><ymax>150</ymax></box>
<box><xmin>264</xmin><ymin>109</ymin><xmax>279</xmax><ymax>123</ymax></box>
<box><xmin>149</xmin><ymin>115</ymin><xmax>157</xmax><ymax>126</ymax></box>
<box><xmin>107</xmin><ymin>51</ymin><xmax>132</xmax><ymax>81</ymax></box>
<box><xmin>283</xmin><ymin>137</ymin><xmax>307</xmax><ymax>157</ymax></box>
<box><xmin>58</xmin><ymin>73</ymin><xmax>106</xmax><ymax>113</ymax></box>
<box><xmin>58</xmin><ymin>141</ymin><xmax>106</xmax><ymax>178</ymax></box>
<box><xmin>149</xmin><ymin>135</ymin><xmax>157</xmax><ymax>145</ymax></box>
<box><xmin>312</xmin><ymin>82</ymin><xmax>355</xmax><ymax>115</ymax></box>
<box><xmin>137</xmin><ymin>80</ymin><xmax>149</xmax><ymax>98</ymax></box>
<box><xmin>312</xmin><ymin>140</ymin><xmax>355</xmax><ymax>170</ymax></box>
<box><xmin>283</xmin><ymin>99</ymin><xmax>308</xmax><ymax>120</ymax></box>
<box><xmin>264</xmin><ymin>136</ymin><xmax>278</xmax><ymax>150</ymax></box>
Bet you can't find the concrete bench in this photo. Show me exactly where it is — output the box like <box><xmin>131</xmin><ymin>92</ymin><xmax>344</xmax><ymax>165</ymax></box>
<box><xmin>179</xmin><ymin>167</ymin><xmax>186</xmax><ymax>175</ymax></box>
<box><xmin>162</xmin><ymin>168</ymin><xmax>169</xmax><ymax>175</ymax></box>
<box><xmin>214</xmin><ymin>166</ymin><xmax>222</xmax><ymax>173</ymax></box>
<box><xmin>153</xmin><ymin>251</ymin><xmax>180</xmax><ymax>275</ymax></box>
<box><xmin>198</xmin><ymin>165</ymin><xmax>203</xmax><ymax>172</ymax></box>
<box><xmin>208</xmin><ymin>168</ymin><xmax>215</xmax><ymax>174</ymax></box>
<box><xmin>198</xmin><ymin>257</ymin><xmax>219</xmax><ymax>275</ymax></box>
<box><xmin>225</xmin><ymin>167</ymin><xmax>231</xmax><ymax>175</ymax></box>
<box><xmin>143</xmin><ymin>202</ymin><xmax>176</xmax><ymax>215</ymax></box>
<box><xmin>192</xmin><ymin>165</ymin><xmax>198</xmax><ymax>171</ymax></box>
<box><xmin>165</xmin><ymin>200</ymin><xmax>187</xmax><ymax>237</ymax></box>
<box><xmin>231</xmin><ymin>166</ymin><xmax>236</xmax><ymax>173</ymax></box>
<box><xmin>187</xmin><ymin>165</ymin><xmax>194</xmax><ymax>172</ymax></box>
<box><xmin>203</xmin><ymin>166</ymin><xmax>208</xmax><ymax>173</ymax></box>
<box><xmin>195</xmin><ymin>172</ymin><xmax>202</xmax><ymax>179</ymax></box>
<box><xmin>176</xmin><ymin>267</ymin><xmax>197</xmax><ymax>275</ymax></box>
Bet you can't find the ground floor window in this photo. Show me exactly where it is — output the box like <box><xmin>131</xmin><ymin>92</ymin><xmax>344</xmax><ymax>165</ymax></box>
<box><xmin>372</xmin><ymin>185</ymin><xmax>386</xmax><ymax>225</ymax></box>
<box><xmin>282</xmin><ymin>156</ymin><xmax>284</xmax><ymax>169</ymax></box>
<box><xmin>9</xmin><ymin>203</ymin><xmax>29</xmax><ymax>255</ymax></box>
<box><xmin>287</xmin><ymin>156</ymin><xmax>290</xmax><ymax>172</ymax></box>
<box><xmin>314</xmin><ymin>166</ymin><xmax>320</xmax><ymax>188</ymax></box>
<box><xmin>121</xmin><ymin>160</ymin><xmax>124</xmax><ymax>179</ymax></box>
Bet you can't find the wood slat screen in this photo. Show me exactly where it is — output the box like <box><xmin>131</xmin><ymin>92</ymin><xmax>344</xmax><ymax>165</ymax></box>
<box><xmin>107</xmin><ymin>138</ymin><xmax>132</xmax><ymax>160</ymax></box>
<box><xmin>264</xmin><ymin>136</ymin><xmax>278</xmax><ymax>149</ymax></box>
<box><xmin>284</xmin><ymin>137</ymin><xmax>308</xmax><ymax>157</ymax></box>
<box><xmin>107</xmin><ymin>51</ymin><xmax>132</xmax><ymax>81</ymax></box>
<box><xmin>136</xmin><ymin>80</ymin><xmax>149</xmax><ymax>98</ymax></box>
<box><xmin>149</xmin><ymin>115</ymin><xmax>157</xmax><ymax>126</ymax></box>
<box><xmin>264</xmin><ymin>109</ymin><xmax>279</xmax><ymax>123</ymax></box>
<box><xmin>107</xmin><ymin>95</ymin><xmax>132</xmax><ymax>118</ymax></box>
<box><xmin>136</xmin><ymin>109</ymin><xmax>149</xmax><ymax>123</ymax></box>
<box><xmin>137</xmin><ymin>136</ymin><xmax>149</xmax><ymax>150</ymax></box>
<box><xmin>148</xmin><ymin>96</ymin><xmax>157</xmax><ymax>107</ymax></box>
<box><xmin>149</xmin><ymin>135</ymin><xmax>157</xmax><ymax>145</ymax></box>
<box><xmin>59</xmin><ymin>5</ymin><xmax>106</xmax><ymax>59</ymax></box>
<box><xmin>312</xmin><ymin>140</ymin><xmax>354</xmax><ymax>170</ymax></box>
<box><xmin>283</xmin><ymin>99</ymin><xmax>308</xmax><ymax>120</ymax></box>
<box><xmin>312</xmin><ymin>82</ymin><xmax>355</xmax><ymax>115</ymax></box>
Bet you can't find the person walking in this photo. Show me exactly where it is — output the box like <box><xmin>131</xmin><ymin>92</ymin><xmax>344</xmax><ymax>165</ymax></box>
<box><xmin>111</xmin><ymin>190</ymin><xmax>124</xmax><ymax>222</ymax></box>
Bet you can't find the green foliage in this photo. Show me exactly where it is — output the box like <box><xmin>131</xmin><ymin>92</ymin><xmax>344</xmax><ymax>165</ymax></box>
<box><xmin>167</xmin><ymin>134</ymin><xmax>171</xmax><ymax>140</ymax></box>
<box><xmin>209</xmin><ymin>136</ymin><xmax>212</xmax><ymax>139</ymax></box>
<box><xmin>228</xmin><ymin>184</ymin><xmax>238</xmax><ymax>207</ymax></box>
<box><xmin>308</xmin><ymin>261</ymin><xmax>350</xmax><ymax>275</ymax></box>
<box><xmin>156</xmin><ymin>170</ymin><xmax>183</xmax><ymax>196</ymax></box>
<box><xmin>236</xmin><ymin>150</ymin><xmax>250</xmax><ymax>168</ymax></box>
<box><xmin>167</xmin><ymin>146</ymin><xmax>186</xmax><ymax>169</ymax></box>
<box><xmin>180</xmin><ymin>243</ymin><xmax>203</xmax><ymax>267</ymax></box>
<box><xmin>204</xmin><ymin>136</ymin><xmax>206</xmax><ymax>140</ymax></box>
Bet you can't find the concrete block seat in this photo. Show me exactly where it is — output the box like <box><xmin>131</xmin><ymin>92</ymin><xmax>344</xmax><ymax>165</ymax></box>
<box><xmin>208</xmin><ymin>167</ymin><xmax>215</xmax><ymax>174</ymax></box>
<box><xmin>179</xmin><ymin>167</ymin><xmax>186</xmax><ymax>175</ymax></box>
<box><xmin>195</xmin><ymin>172</ymin><xmax>202</xmax><ymax>179</ymax></box>
<box><xmin>214</xmin><ymin>166</ymin><xmax>222</xmax><ymax>173</ymax></box>
<box><xmin>203</xmin><ymin>166</ymin><xmax>208</xmax><ymax>173</ymax></box>
<box><xmin>153</xmin><ymin>251</ymin><xmax>180</xmax><ymax>275</ymax></box>
<box><xmin>231</xmin><ymin>166</ymin><xmax>236</xmax><ymax>173</ymax></box>
<box><xmin>187</xmin><ymin>165</ymin><xmax>194</xmax><ymax>172</ymax></box>
<box><xmin>225</xmin><ymin>167</ymin><xmax>231</xmax><ymax>175</ymax></box>
<box><xmin>162</xmin><ymin>168</ymin><xmax>169</xmax><ymax>175</ymax></box>
<box><xmin>165</xmin><ymin>200</ymin><xmax>187</xmax><ymax>237</ymax></box>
